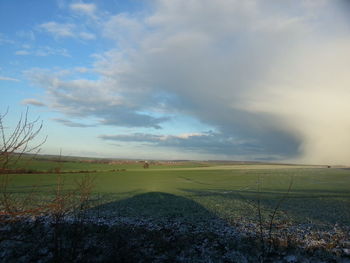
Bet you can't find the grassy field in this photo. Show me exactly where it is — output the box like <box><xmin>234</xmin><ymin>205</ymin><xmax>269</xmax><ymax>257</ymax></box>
<box><xmin>4</xmin><ymin>158</ymin><xmax>350</xmax><ymax>228</ymax></box>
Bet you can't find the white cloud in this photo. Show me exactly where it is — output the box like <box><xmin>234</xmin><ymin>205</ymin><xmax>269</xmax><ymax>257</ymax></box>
<box><xmin>16</xmin><ymin>30</ymin><xmax>36</xmax><ymax>41</ymax></box>
<box><xmin>36</xmin><ymin>46</ymin><xmax>70</xmax><ymax>57</ymax></box>
<box><xmin>0</xmin><ymin>76</ymin><xmax>20</xmax><ymax>82</ymax></box>
<box><xmin>74</xmin><ymin>67</ymin><xmax>90</xmax><ymax>73</ymax></box>
<box><xmin>21</xmin><ymin>44</ymin><xmax>31</xmax><ymax>49</ymax></box>
<box><xmin>15</xmin><ymin>46</ymin><xmax>70</xmax><ymax>57</ymax></box>
<box><xmin>38</xmin><ymin>21</ymin><xmax>96</xmax><ymax>41</ymax></box>
<box><xmin>39</xmin><ymin>22</ymin><xmax>75</xmax><ymax>38</ymax></box>
<box><xmin>103</xmin><ymin>14</ymin><xmax>144</xmax><ymax>45</ymax></box>
<box><xmin>15</xmin><ymin>50</ymin><xmax>31</xmax><ymax>56</ymax></box>
<box><xmin>70</xmin><ymin>2</ymin><xmax>96</xmax><ymax>16</ymax></box>
<box><xmin>21</xmin><ymin>98</ymin><xmax>45</xmax><ymax>107</ymax></box>
<box><xmin>26</xmin><ymin>68</ymin><xmax>169</xmax><ymax>129</ymax></box>
<box><xmin>0</xmin><ymin>33</ymin><xmax>15</xmax><ymax>45</ymax></box>
<box><xmin>79</xmin><ymin>32</ymin><xmax>96</xmax><ymax>40</ymax></box>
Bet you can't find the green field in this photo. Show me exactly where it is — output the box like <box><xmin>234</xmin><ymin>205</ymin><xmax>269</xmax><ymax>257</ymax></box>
<box><xmin>5</xmin><ymin>158</ymin><xmax>350</xmax><ymax>228</ymax></box>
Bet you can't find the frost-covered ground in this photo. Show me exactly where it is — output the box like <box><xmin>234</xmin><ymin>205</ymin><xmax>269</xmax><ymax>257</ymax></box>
<box><xmin>1</xmin><ymin>213</ymin><xmax>349</xmax><ymax>263</ymax></box>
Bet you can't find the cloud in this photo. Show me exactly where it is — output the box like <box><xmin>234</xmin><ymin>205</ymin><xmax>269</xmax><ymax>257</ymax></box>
<box><xmin>74</xmin><ymin>67</ymin><xmax>90</xmax><ymax>73</ymax></box>
<box><xmin>16</xmin><ymin>30</ymin><xmax>36</xmax><ymax>41</ymax></box>
<box><xmin>70</xmin><ymin>2</ymin><xmax>96</xmax><ymax>16</ymax></box>
<box><xmin>29</xmin><ymin>0</ymin><xmax>350</xmax><ymax>163</ymax></box>
<box><xmin>36</xmin><ymin>46</ymin><xmax>70</xmax><ymax>57</ymax></box>
<box><xmin>15</xmin><ymin>50</ymin><xmax>31</xmax><ymax>56</ymax></box>
<box><xmin>39</xmin><ymin>22</ymin><xmax>75</xmax><ymax>38</ymax></box>
<box><xmin>21</xmin><ymin>98</ymin><xmax>45</xmax><ymax>107</ymax></box>
<box><xmin>38</xmin><ymin>21</ymin><xmax>96</xmax><ymax>41</ymax></box>
<box><xmin>103</xmin><ymin>14</ymin><xmax>144</xmax><ymax>45</ymax></box>
<box><xmin>79</xmin><ymin>32</ymin><xmax>96</xmax><ymax>40</ymax></box>
<box><xmin>99</xmin><ymin>133</ymin><xmax>164</xmax><ymax>143</ymax></box>
<box><xmin>98</xmin><ymin>131</ymin><xmax>275</xmax><ymax>158</ymax></box>
<box><xmin>52</xmin><ymin>118</ymin><xmax>95</xmax><ymax>127</ymax></box>
<box><xmin>0</xmin><ymin>76</ymin><xmax>20</xmax><ymax>82</ymax></box>
<box><xmin>15</xmin><ymin>46</ymin><xmax>70</xmax><ymax>57</ymax></box>
<box><xmin>27</xmin><ymin>69</ymin><xmax>171</xmax><ymax>129</ymax></box>
<box><xmin>99</xmin><ymin>110</ymin><xmax>169</xmax><ymax>129</ymax></box>
<box><xmin>0</xmin><ymin>33</ymin><xmax>15</xmax><ymax>45</ymax></box>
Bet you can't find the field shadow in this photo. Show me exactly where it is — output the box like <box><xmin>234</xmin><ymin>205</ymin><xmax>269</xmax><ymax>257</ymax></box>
<box><xmin>180</xmin><ymin>188</ymin><xmax>350</xmax><ymax>226</ymax></box>
<box><xmin>84</xmin><ymin>191</ymin><xmax>343</xmax><ymax>261</ymax></box>
<box><xmin>89</xmin><ymin>191</ymin><xmax>219</xmax><ymax>224</ymax></box>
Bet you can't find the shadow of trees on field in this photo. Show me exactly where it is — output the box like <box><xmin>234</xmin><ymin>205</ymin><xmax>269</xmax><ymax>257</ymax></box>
<box><xmin>180</xmin><ymin>188</ymin><xmax>350</xmax><ymax>226</ymax></box>
<box><xmin>1</xmin><ymin>192</ymin><xmax>234</xmax><ymax>262</ymax></box>
<box><xmin>90</xmin><ymin>191</ymin><xmax>219</xmax><ymax>222</ymax></box>
<box><xmin>85</xmin><ymin>191</ymin><xmax>345</xmax><ymax>262</ymax></box>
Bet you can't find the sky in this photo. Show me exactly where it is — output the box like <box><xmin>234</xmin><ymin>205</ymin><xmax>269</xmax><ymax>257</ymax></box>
<box><xmin>1</xmin><ymin>0</ymin><xmax>350</xmax><ymax>164</ymax></box>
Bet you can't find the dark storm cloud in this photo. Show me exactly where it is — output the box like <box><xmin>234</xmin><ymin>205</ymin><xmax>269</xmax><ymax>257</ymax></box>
<box><xmin>99</xmin><ymin>131</ymin><xmax>278</xmax><ymax>157</ymax></box>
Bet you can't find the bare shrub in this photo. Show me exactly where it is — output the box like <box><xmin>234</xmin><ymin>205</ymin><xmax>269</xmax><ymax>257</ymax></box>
<box><xmin>0</xmin><ymin>108</ymin><xmax>46</xmax><ymax>171</ymax></box>
<box><xmin>0</xmin><ymin>108</ymin><xmax>47</xmax><ymax>221</ymax></box>
<box><xmin>48</xmin><ymin>174</ymin><xmax>95</xmax><ymax>261</ymax></box>
<box><xmin>235</xmin><ymin>174</ymin><xmax>294</xmax><ymax>262</ymax></box>
<box><xmin>255</xmin><ymin>175</ymin><xmax>294</xmax><ymax>262</ymax></box>
<box><xmin>0</xmin><ymin>108</ymin><xmax>96</xmax><ymax>261</ymax></box>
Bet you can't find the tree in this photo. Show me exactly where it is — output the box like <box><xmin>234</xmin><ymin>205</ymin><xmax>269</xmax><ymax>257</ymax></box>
<box><xmin>143</xmin><ymin>161</ymin><xmax>149</xmax><ymax>169</ymax></box>
<box><xmin>0</xmin><ymin>108</ymin><xmax>47</xmax><ymax>171</ymax></box>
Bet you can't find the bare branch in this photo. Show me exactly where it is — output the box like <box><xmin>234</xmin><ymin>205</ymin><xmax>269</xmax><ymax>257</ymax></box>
<box><xmin>0</xmin><ymin>108</ymin><xmax>47</xmax><ymax>170</ymax></box>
